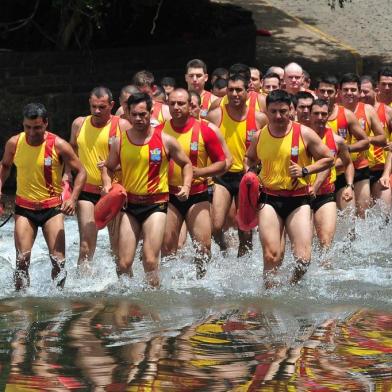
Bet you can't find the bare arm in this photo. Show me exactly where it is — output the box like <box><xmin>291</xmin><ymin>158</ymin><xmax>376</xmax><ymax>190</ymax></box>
<box><xmin>206</xmin><ymin>107</ymin><xmax>222</xmax><ymax>127</ymax></box>
<box><xmin>366</xmin><ymin>105</ymin><xmax>386</xmax><ymax>147</ymax></box>
<box><xmin>0</xmin><ymin>136</ymin><xmax>18</xmax><ymax>197</ymax></box>
<box><xmin>207</xmin><ymin>122</ymin><xmax>233</xmax><ymax>171</ymax></box>
<box><xmin>162</xmin><ymin>133</ymin><xmax>193</xmax><ymax>200</ymax></box>
<box><xmin>346</xmin><ymin>110</ymin><xmax>370</xmax><ymax>152</ymax></box>
<box><xmin>244</xmin><ymin>130</ymin><xmax>261</xmax><ymax>171</ymax></box>
<box><xmin>56</xmin><ymin>138</ymin><xmax>86</xmax><ymax>215</ymax></box>
<box><xmin>337</xmin><ymin>137</ymin><xmax>354</xmax><ymax>201</ymax></box>
<box><xmin>380</xmin><ymin>151</ymin><xmax>392</xmax><ymax>189</ymax></box>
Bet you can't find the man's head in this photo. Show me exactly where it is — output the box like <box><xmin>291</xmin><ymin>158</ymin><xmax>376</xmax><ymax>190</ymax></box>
<box><xmin>160</xmin><ymin>76</ymin><xmax>176</xmax><ymax>97</ymax></box>
<box><xmin>310</xmin><ymin>98</ymin><xmax>329</xmax><ymax>132</ymax></box>
<box><xmin>212</xmin><ymin>77</ymin><xmax>228</xmax><ymax>98</ymax></box>
<box><xmin>168</xmin><ymin>88</ymin><xmax>191</xmax><ymax>121</ymax></box>
<box><xmin>315</xmin><ymin>75</ymin><xmax>339</xmax><ymax>108</ymax></box>
<box><xmin>339</xmin><ymin>73</ymin><xmax>361</xmax><ymax>107</ymax></box>
<box><xmin>189</xmin><ymin>91</ymin><xmax>201</xmax><ymax>119</ymax></box>
<box><xmin>360</xmin><ymin>75</ymin><xmax>377</xmax><ymax>105</ymax></box>
<box><xmin>262</xmin><ymin>72</ymin><xmax>281</xmax><ymax>94</ymax></box>
<box><xmin>210</xmin><ymin>67</ymin><xmax>228</xmax><ymax>85</ymax></box>
<box><xmin>377</xmin><ymin>66</ymin><xmax>392</xmax><ymax>102</ymax></box>
<box><xmin>185</xmin><ymin>59</ymin><xmax>208</xmax><ymax>94</ymax></box>
<box><xmin>152</xmin><ymin>85</ymin><xmax>166</xmax><ymax>103</ymax></box>
<box><xmin>249</xmin><ymin>67</ymin><xmax>262</xmax><ymax>93</ymax></box>
<box><xmin>266</xmin><ymin>66</ymin><xmax>284</xmax><ymax>82</ymax></box>
<box><xmin>227</xmin><ymin>74</ymin><xmax>248</xmax><ymax>108</ymax></box>
<box><xmin>89</xmin><ymin>86</ymin><xmax>114</xmax><ymax>121</ymax></box>
<box><xmin>22</xmin><ymin>103</ymin><xmax>48</xmax><ymax>144</ymax></box>
<box><xmin>119</xmin><ymin>85</ymin><xmax>139</xmax><ymax>111</ymax></box>
<box><xmin>228</xmin><ymin>63</ymin><xmax>251</xmax><ymax>85</ymax></box>
<box><xmin>266</xmin><ymin>89</ymin><xmax>292</xmax><ymax>127</ymax></box>
<box><xmin>126</xmin><ymin>92</ymin><xmax>153</xmax><ymax>131</ymax></box>
<box><xmin>284</xmin><ymin>62</ymin><xmax>304</xmax><ymax>94</ymax></box>
<box><xmin>132</xmin><ymin>70</ymin><xmax>155</xmax><ymax>95</ymax></box>
<box><xmin>295</xmin><ymin>91</ymin><xmax>314</xmax><ymax>126</ymax></box>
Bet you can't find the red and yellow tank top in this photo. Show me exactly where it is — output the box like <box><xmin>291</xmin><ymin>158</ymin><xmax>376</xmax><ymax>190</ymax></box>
<box><xmin>220</xmin><ymin>103</ymin><xmax>257</xmax><ymax>173</ymax></box>
<box><xmin>257</xmin><ymin>122</ymin><xmax>311</xmax><ymax>193</ymax></box>
<box><xmin>162</xmin><ymin>117</ymin><xmax>224</xmax><ymax>194</ymax></box>
<box><xmin>150</xmin><ymin>101</ymin><xmax>165</xmax><ymax>127</ymax></box>
<box><xmin>120</xmin><ymin>128</ymin><xmax>169</xmax><ymax>198</ymax></box>
<box><xmin>369</xmin><ymin>103</ymin><xmax>390</xmax><ymax>170</ymax></box>
<box><xmin>200</xmin><ymin>90</ymin><xmax>213</xmax><ymax>118</ymax></box>
<box><xmin>14</xmin><ymin>132</ymin><xmax>63</xmax><ymax>203</ymax></box>
<box><xmin>77</xmin><ymin>115</ymin><xmax>120</xmax><ymax>187</ymax></box>
<box><xmin>311</xmin><ymin>128</ymin><xmax>337</xmax><ymax>194</ymax></box>
<box><xmin>351</xmin><ymin>102</ymin><xmax>370</xmax><ymax>169</ymax></box>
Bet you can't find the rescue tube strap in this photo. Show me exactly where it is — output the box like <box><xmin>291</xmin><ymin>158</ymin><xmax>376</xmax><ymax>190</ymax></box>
<box><xmin>44</xmin><ymin>133</ymin><xmax>57</xmax><ymax>197</ymax></box>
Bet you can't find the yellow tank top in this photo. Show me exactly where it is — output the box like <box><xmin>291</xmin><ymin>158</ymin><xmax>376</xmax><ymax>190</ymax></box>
<box><xmin>162</xmin><ymin>118</ymin><xmax>208</xmax><ymax>191</ymax></box>
<box><xmin>120</xmin><ymin>129</ymin><xmax>169</xmax><ymax>196</ymax></box>
<box><xmin>14</xmin><ymin>132</ymin><xmax>63</xmax><ymax>202</ymax></box>
<box><xmin>220</xmin><ymin>105</ymin><xmax>256</xmax><ymax>173</ymax></box>
<box><xmin>76</xmin><ymin>115</ymin><xmax>120</xmax><ymax>186</ymax></box>
<box><xmin>369</xmin><ymin>103</ymin><xmax>389</xmax><ymax>170</ymax></box>
<box><xmin>257</xmin><ymin>123</ymin><xmax>311</xmax><ymax>191</ymax></box>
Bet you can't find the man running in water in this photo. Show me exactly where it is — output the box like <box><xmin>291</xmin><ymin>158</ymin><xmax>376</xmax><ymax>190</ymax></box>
<box><xmin>245</xmin><ymin>90</ymin><xmax>333</xmax><ymax>288</ymax></box>
<box><xmin>102</xmin><ymin>93</ymin><xmax>192</xmax><ymax>287</ymax></box>
<box><xmin>0</xmin><ymin>103</ymin><xmax>86</xmax><ymax>290</ymax></box>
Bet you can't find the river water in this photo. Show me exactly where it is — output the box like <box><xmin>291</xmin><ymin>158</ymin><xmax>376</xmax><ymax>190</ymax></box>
<box><xmin>0</xmin><ymin>209</ymin><xmax>391</xmax><ymax>391</ymax></box>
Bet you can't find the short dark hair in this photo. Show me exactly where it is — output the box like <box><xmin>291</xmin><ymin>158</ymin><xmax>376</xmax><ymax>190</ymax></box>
<box><xmin>90</xmin><ymin>86</ymin><xmax>113</xmax><ymax>102</ymax></box>
<box><xmin>315</xmin><ymin>75</ymin><xmax>339</xmax><ymax>89</ymax></box>
<box><xmin>377</xmin><ymin>66</ymin><xmax>392</xmax><ymax>82</ymax></box>
<box><xmin>211</xmin><ymin>67</ymin><xmax>228</xmax><ymax>80</ymax></box>
<box><xmin>228</xmin><ymin>63</ymin><xmax>251</xmax><ymax>82</ymax></box>
<box><xmin>360</xmin><ymin>75</ymin><xmax>376</xmax><ymax>88</ymax></box>
<box><xmin>296</xmin><ymin>91</ymin><xmax>314</xmax><ymax>101</ymax></box>
<box><xmin>160</xmin><ymin>76</ymin><xmax>176</xmax><ymax>87</ymax></box>
<box><xmin>132</xmin><ymin>70</ymin><xmax>155</xmax><ymax>88</ymax></box>
<box><xmin>311</xmin><ymin>98</ymin><xmax>328</xmax><ymax>110</ymax></box>
<box><xmin>263</xmin><ymin>72</ymin><xmax>280</xmax><ymax>82</ymax></box>
<box><xmin>339</xmin><ymin>73</ymin><xmax>360</xmax><ymax>89</ymax></box>
<box><xmin>186</xmin><ymin>59</ymin><xmax>207</xmax><ymax>74</ymax></box>
<box><xmin>266</xmin><ymin>89</ymin><xmax>292</xmax><ymax>107</ymax></box>
<box><xmin>228</xmin><ymin>74</ymin><xmax>249</xmax><ymax>88</ymax></box>
<box><xmin>303</xmin><ymin>69</ymin><xmax>310</xmax><ymax>81</ymax></box>
<box><xmin>213</xmin><ymin>78</ymin><xmax>228</xmax><ymax>89</ymax></box>
<box><xmin>127</xmin><ymin>92</ymin><xmax>153</xmax><ymax>111</ymax></box>
<box><xmin>23</xmin><ymin>103</ymin><xmax>48</xmax><ymax>121</ymax></box>
<box><xmin>189</xmin><ymin>90</ymin><xmax>201</xmax><ymax>106</ymax></box>
<box><xmin>119</xmin><ymin>85</ymin><xmax>139</xmax><ymax>102</ymax></box>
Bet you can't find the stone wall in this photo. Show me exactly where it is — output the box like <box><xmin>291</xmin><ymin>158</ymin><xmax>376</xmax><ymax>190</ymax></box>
<box><xmin>0</xmin><ymin>23</ymin><xmax>255</xmax><ymax>190</ymax></box>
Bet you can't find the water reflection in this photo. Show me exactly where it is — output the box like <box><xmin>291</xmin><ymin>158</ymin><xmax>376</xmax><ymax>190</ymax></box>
<box><xmin>1</xmin><ymin>299</ymin><xmax>391</xmax><ymax>391</ymax></box>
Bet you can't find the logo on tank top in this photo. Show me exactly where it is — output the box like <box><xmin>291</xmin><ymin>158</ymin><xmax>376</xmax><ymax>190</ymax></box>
<box><xmin>291</xmin><ymin>146</ymin><xmax>299</xmax><ymax>156</ymax></box>
<box><xmin>200</xmin><ymin>109</ymin><xmax>208</xmax><ymax>117</ymax></box>
<box><xmin>359</xmin><ymin>118</ymin><xmax>366</xmax><ymax>130</ymax></box>
<box><xmin>150</xmin><ymin>148</ymin><xmax>162</xmax><ymax>163</ymax></box>
<box><xmin>190</xmin><ymin>141</ymin><xmax>198</xmax><ymax>151</ymax></box>
<box><xmin>150</xmin><ymin>119</ymin><xmax>160</xmax><ymax>128</ymax></box>
<box><xmin>338</xmin><ymin>128</ymin><xmax>347</xmax><ymax>139</ymax></box>
<box><xmin>108</xmin><ymin>136</ymin><xmax>116</xmax><ymax>145</ymax></box>
<box><xmin>247</xmin><ymin>129</ymin><xmax>257</xmax><ymax>142</ymax></box>
<box><xmin>44</xmin><ymin>157</ymin><xmax>52</xmax><ymax>166</ymax></box>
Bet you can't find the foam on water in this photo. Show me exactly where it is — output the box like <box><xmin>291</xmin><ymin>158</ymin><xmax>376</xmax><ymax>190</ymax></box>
<box><xmin>0</xmin><ymin>209</ymin><xmax>391</xmax><ymax>309</ymax></box>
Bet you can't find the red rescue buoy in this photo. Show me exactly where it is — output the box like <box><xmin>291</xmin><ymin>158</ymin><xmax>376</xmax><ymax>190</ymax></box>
<box><xmin>94</xmin><ymin>183</ymin><xmax>127</xmax><ymax>230</ymax></box>
<box><xmin>236</xmin><ymin>171</ymin><xmax>260</xmax><ymax>231</ymax></box>
<box><xmin>61</xmin><ymin>180</ymin><xmax>72</xmax><ymax>202</ymax></box>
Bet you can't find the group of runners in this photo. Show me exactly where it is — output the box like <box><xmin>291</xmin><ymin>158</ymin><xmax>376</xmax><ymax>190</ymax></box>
<box><xmin>1</xmin><ymin>59</ymin><xmax>392</xmax><ymax>290</ymax></box>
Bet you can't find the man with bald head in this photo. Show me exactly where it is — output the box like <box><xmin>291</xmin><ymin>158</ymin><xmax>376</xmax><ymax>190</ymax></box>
<box><xmin>160</xmin><ymin>88</ymin><xmax>226</xmax><ymax>278</ymax></box>
<box><xmin>284</xmin><ymin>62</ymin><xmax>305</xmax><ymax>95</ymax></box>
<box><xmin>266</xmin><ymin>66</ymin><xmax>284</xmax><ymax>83</ymax></box>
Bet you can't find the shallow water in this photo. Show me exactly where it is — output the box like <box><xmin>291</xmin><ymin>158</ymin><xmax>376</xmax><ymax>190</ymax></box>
<box><xmin>0</xmin><ymin>209</ymin><xmax>392</xmax><ymax>391</ymax></box>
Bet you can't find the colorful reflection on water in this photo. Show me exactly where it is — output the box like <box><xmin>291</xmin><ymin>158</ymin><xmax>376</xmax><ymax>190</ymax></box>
<box><xmin>1</xmin><ymin>299</ymin><xmax>391</xmax><ymax>391</ymax></box>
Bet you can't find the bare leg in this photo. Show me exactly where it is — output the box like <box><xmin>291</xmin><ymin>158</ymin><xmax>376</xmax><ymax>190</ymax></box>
<box><xmin>117</xmin><ymin>212</ymin><xmax>141</xmax><ymax>277</ymax></box>
<box><xmin>313</xmin><ymin>202</ymin><xmax>337</xmax><ymax>249</ymax></box>
<box><xmin>371</xmin><ymin>180</ymin><xmax>391</xmax><ymax>213</ymax></box>
<box><xmin>161</xmin><ymin>203</ymin><xmax>183</xmax><ymax>257</ymax></box>
<box><xmin>336</xmin><ymin>187</ymin><xmax>356</xmax><ymax>211</ymax></box>
<box><xmin>42</xmin><ymin>213</ymin><xmax>66</xmax><ymax>288</ymax></box>
<box><xmin>186</xmin><ymin>200</ymin><xmax>211</xmax><ymax>278</ymax></box>
<box><xmin>285</xmin><ymin>204</ymin><xmax>313</xmax><ymax>285</ymax></box>
<box><xmin>76</xmin><ymin>200</ymin><xmax>98</xmax><ymax>270</ymax></box>
<box><xmin>354</xmin><ymin>178</ymin><xmax>371</xmax><ymax>219</ymax></box>
<box><xmin>211</xmin><ymin>184</ymin><xmax>233</xmax><ymax>251</ymax></box>
<box><xmin>258</xmin><ymin>204</ymin><xmax>285</xmax><ymax>289</ymax></box>
<box><xmin>141</xmin><ymin>212</ymin><xmax>167</xmax><ymax>287</ymax></box>
<box><xmin>14</xmin><ymin>215</ymin><xmax>37</xmax><ymax>290</ymax></box>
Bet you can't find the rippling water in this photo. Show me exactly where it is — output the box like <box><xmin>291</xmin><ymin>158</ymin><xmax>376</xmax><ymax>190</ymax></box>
<box><xmin>0</xmin><ymin>209</ymin><xmax>391</xmax><ymax>390</ymax></box>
